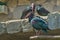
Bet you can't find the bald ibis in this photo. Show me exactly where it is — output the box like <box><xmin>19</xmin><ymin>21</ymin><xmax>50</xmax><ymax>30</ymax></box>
<box><xmin>21</xmin><ymin>6</ymin><xmax>32</xmax><ymax>19</ymax></box>
<box><xmin>21</xmin><ymin>3</ymin><xmax>35</xmax><ymax>19</ymax></box>
<box><xmin>21</xmin><ymin>3</ymin><xmax>50</xmax><ymax>35</ymax></box>
<box><xmin>31</xmin><ymin>16</ymin><xmax>50</xmax><ymax>35</ymax></box>
<box><xmin>23</xmin><ymin>11</ymin><xmax>50</xmax><ymax>35</ymax></box>
<box><xmin>36</xmin><ymin>4</ymin><xmax>50</xmax><ymax>16</ymax></box>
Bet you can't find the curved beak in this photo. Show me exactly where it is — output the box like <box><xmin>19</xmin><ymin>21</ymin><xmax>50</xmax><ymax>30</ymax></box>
<box><xmin>31</xmin><ymin>3</ymin><xmax>35</xmax><ymax>12</ymax></box>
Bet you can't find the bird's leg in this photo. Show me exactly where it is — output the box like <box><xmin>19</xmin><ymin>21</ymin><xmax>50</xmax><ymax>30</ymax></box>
<box><xmin>39</xmin><ymin>30</ymin><xmax>42</xmax><ymax>35</ymax></box>
<box><xmin>35</xmin><ymin>30</ymin><xmax>38</xmax><ymax>36</ymax></box>
<box><xmin>36</xmin><ymin>30</ymin><xmax>41</xmax><ymax>36</ymax></box>
<box><xmin>42</xmin><ymin>29</ymin><xmax>48</xmax><ymax>35</ymax></box>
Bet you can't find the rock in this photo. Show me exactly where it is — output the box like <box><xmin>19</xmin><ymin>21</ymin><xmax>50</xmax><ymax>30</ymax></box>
<box><xmin>0</xmin><ymin>23</ymin><xmax>5</xmax><ymax>34</ymax></box>
<box><xmin>0</xmin><ymin>19</ymin><xmax>28</xmax><ymax>34</ymax></box>
<box><xmin>22</xmin><ymin>22</ymin><xmax>33</xmax><ymax>32</ymax></box>
<box><xmin>6</xmin><ymin>21</ymin><xmax>21</xmax><ymax>34</ymax></box>
<box><xmin>48</xmin><ymin>12</ymin><xmax>60</xmax><ymax>30</ymax></box>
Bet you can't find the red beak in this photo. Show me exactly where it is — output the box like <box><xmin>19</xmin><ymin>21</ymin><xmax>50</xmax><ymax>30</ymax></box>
<box><xmin>31</xmin><ymin>3</ymin><xmax>35</xmax><ymax>12</ymax></box>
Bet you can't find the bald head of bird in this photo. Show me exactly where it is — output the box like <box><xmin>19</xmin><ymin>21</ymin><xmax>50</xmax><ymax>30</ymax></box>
<box><xmin>31</xmin><ymin>3</ymin><xmax>35</xmax><ymax>12</ymax></box>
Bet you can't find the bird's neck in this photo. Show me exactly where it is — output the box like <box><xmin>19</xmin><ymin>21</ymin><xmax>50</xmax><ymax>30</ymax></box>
<box><xmin>29</xmin><ymin>12</ymin><xmax>34</xmax><ymax>22</ymax></box>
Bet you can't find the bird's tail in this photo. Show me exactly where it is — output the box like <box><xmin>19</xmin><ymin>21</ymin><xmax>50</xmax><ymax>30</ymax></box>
<box><xmin>47</xmin><ymin>27</ymin><xmax>51</xmax><ymax>31</ymax></box>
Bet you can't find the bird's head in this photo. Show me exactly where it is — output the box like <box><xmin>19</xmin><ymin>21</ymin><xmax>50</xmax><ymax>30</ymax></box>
<box><xmin>36</xmin><ymin>4</ymin><xmax>50</xmax><ymax>16</ymax></box>
<box><xmin>31</xmin><ymin>3</ymin><xmax>35</xmax><ymax>12</ymax></box>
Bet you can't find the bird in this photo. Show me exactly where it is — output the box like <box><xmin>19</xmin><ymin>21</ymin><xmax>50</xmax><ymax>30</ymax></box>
<box><xmin>30</xmin><ymin>16</ymin><xmax>50</xmax><ymax>35</ymax></box>
<box><xmin>23</xmin><ymin>11</ymin><xmax>50</xmax><ymax>35</ymax></box>
<box><xmin>21</xmin><ymin>6</ymin><xmax>32</xmax><ymax>19</ymax></box>
<box><xmin>36</xmin><ymin>4</ymin><xmax>50</xmax><ymax>16</ymax></box>
<box><xmin>21</xmin><ymin>3</ymin><xmax>50</xmax><ymax>35</ymax></box>
<box><xmin>21</xmin><ymin>3</ymin><xmax>35</xmax><ymax>19</ymax></box>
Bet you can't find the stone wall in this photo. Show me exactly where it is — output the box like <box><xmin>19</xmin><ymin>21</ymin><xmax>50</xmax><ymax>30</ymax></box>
<box><xmin>48</xmin><ymin>12</ymin><xmax>60</xmax><ymax>30</ymax></box>
<box><xmin>0</xmin><ymin>19</ymin><xmax>33</xmax><ymax>34</ymax></box>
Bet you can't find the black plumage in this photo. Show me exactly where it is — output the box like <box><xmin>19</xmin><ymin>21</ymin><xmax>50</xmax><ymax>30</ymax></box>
<box><xmin>36</xmin><ymin>4</ymin><xmax>50</xmax><ymax>16</ymax></box>
<box><xmin>21</xmin><ymin>7</ymin><xmax>32</xmax><ymax>19</ymax></box>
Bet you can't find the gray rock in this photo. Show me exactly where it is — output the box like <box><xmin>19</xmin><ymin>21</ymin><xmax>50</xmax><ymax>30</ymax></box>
<box><xmin>0</xmin><ymin>23</ymin><xmax>5</xmax><ymax>34</ymax></box>
<box><xmin>48</xmin><ymin>12</ymin><xmax>60</xmax><ymax>30</ymax></box>
<box><xmin>22</xmin><ymin>22</ymin><xmax>33</xmax><ymax>32</ymax></box>
<box><xmin>6</xmin><ymin>20</ymin><xmax>22</xmax><ymax>34</ymax></box>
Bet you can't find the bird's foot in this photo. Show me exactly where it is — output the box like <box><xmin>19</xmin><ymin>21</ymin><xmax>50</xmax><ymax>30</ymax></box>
<box><xmin>35</xmin><ymin>30</ymin><xmax>42</xmax><ymax>36</ymax></box>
